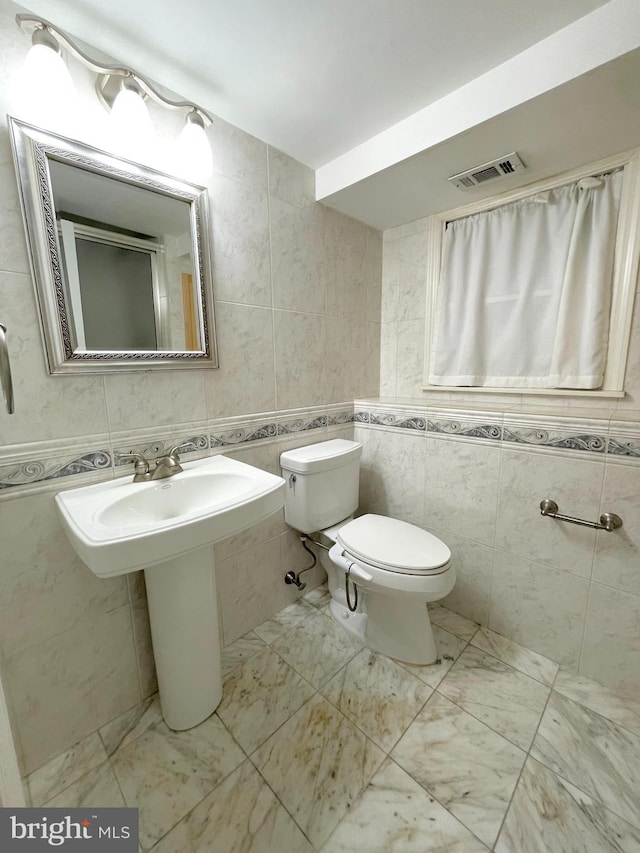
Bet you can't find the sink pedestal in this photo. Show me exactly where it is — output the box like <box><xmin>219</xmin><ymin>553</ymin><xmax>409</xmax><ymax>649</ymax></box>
<box><xmin>144</xmin><ymin>546</ymin><xmax>221</xmax><ymax>731</ymax></box>
<box><xmin>55</xmin><ymin>454</ymin><xmax>285</xmax><ymax>732</ymax></box>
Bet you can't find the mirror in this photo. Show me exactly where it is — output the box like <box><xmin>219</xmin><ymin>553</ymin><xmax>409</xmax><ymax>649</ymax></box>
<box><xmin>8</xmin><ymin>117</ymin><xmax>217</xmax><ymax>372</ymax></box>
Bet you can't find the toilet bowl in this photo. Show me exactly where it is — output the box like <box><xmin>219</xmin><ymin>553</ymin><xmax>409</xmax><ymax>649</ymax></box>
<box><xmin>280</xmin><ymin>439</ymin><xmax>455</xmax><ymax>665</ymax></box>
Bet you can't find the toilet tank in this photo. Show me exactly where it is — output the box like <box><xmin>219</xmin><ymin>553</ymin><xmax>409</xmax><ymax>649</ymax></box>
<box><xmin>280</xmin><ymin>439</ymin><xmax>362</xmax><ymax>533</ymax></box>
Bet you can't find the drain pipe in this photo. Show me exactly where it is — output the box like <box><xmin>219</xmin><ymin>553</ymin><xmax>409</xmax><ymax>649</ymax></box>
<box><xmin>283</xmin><ymin>534</ymin><xmax>327</xmax><ymax>589</ymax></box>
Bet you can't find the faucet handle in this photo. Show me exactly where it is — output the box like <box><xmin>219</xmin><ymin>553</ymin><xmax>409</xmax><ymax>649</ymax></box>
<box><xmin>167</xmin><ymin>441</ymin><xmax>193</xmax><ymax>461</ymax></box>
<box><xmin>131</xmin><ymin>453</ymin><xmax>151</xmax><ymax>475</ymax></box>
<box><xmin>115</xmin><ymin>451</ymin><xmax>150</xmax><ymax>475</ymax></box>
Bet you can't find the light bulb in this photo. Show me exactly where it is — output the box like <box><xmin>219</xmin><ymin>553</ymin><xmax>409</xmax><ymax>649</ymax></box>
<box><xmin>13</xmin><ymin>32</ymin><xmax>77</xmax><ymax>134</ymax></box>
<box><xmin>172</xmin><ymin>112</ymin><xmax>213</xmax><ymax>184</ymax></box>
<box><xmin>108</xmin><ymin>79</ymin><xmax>155</xmax><ymax>165</ymax></box>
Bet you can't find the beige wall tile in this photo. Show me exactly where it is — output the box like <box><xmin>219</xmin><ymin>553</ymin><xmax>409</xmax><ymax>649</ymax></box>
<box><xmin>580</xmin><ymin>584</ymin><xmax>640</xmax><ymax>696</ymax></box>
<box><xmin>203</xmin><ymin>303</ymin><xmax>276</xmax><ymax>419</ymax></box>
<box><xmin>270</xmin><ymin>199</ymin><xmax>328</xmax><ymax>315</ymax></box>
<box><xmin>424</xmin><ymin>436</ymin><xmax>502</xmax><ymax>548</ymax></box>
<box><xmin>5</xmin><ymin>605</ymin><xmax>140</xmax><ymax>774</ymax></box>
<box><xmin>208</xmin><ymin>117</ymin><xmax>267</xmax><ymax>190</ymax></box>
<box><xmin>273</xmin><ymin>310</ymin><xmax>327</xmax><ymax>409</ymax></box>
<box><xmin>0</xmin><ymin>272</ymin><xmax>109</xmax><ymax>445</ymax></box>
<box><xmin>357</xmin><ymin>427</ymin><xmax>426</xmax><ymax>526</ymax></box>
<box><xmin>593</xmin><ymin>462</ymin><xmax>640</xmax><ymax>595</ymax></box>
<box><xmin>496</xmin><ymin>448</ymin><xmax>604</xmax><ymax>578</ymax></box>
<box><xmin>217</xmin><ymin>537</ymin><xmax>287</xmax><ymax>645</ymax></box>
<box><xmin>490</xmin><ymin>551</ymin><xmax>589</xmax><ymax>669</ymax></box>
<box><xmin>433</xmin><ymin>528</ymin><xmax>495</xmax><ymax>625</ymax></box>
<box><xmin>267</xmin><ymin>147</ymin><xmax>315</xmax><ymax>210</ymax></box>
<box><xmin>209</xmin><ymin>174</ymin><xmax>271</xmax><ymax>306</ymax></box>
<box><xmin>0</xmin><ymin>493</ymin><xmax>128</xmax><ymax>657</ymax></box>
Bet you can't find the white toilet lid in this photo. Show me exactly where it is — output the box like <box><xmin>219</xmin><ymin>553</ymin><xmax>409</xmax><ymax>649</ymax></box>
<box><xmin>336</xmin><ymin>514</ymin><xmax>451</xmax><ymax>575</ymax></box>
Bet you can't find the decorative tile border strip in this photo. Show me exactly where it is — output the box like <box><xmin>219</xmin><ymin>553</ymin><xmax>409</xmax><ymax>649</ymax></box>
<box><xmin>502</xmin><ymin>412</ymin><xmax>609</xmax><ymax>455</ymax></box>
<box><xmin>0</xmin><ymin>450</ymin><xmax>111</xmax><ymax>490</ymax></box>
<box><xmin>326</xmin><ymin>407</ymin><xmax>353</xmax><ymax>427</ymax></box>
<box><xmin>211</xmin><ymin>421</ymin><xmax>278</xmax><ymax>447</ymax></box>
<box><xmin>428</xmin><ymin>418</ymin><xmax>502</xmax><ymax>442</ymax></box>
<box><xmin>503</xmin><ymin>428</ymin><xmax>607</xmax><ymax>453</ymax></box>
<box><xmin>277</xmin><ymin>414</ymin><xmax>327</xmax><ymax>436</ymax></box>
<box><xmin>353</xmin><ymin>400</ymin><xmax>639</xmax><ymax>460</ymax></box>
<box><xmin>607</xmin><ymin>419</ymin><xmax>640</xmax><ymax>461</ymax></box>
<box><xmin>3</xmin><ymin>401</ymin><xmax>638</xmax><ymax>497</ymax></box>
<box><xmin>608</xmin><ymin>437</ymin><xmax>640</xmax><ymax>458</ymax></box>
<box><xmin>368</xmin><ymin>411</ymin><xmax>426</xmax><ymax>431</ymax></box>
<box><xmin>113</xmin><ymin>431</ymin><xmax>210</xmax><ymax>467</ymax></box>
<box><xmin>0</xmin><ymin>404</ymin><xmax>355</xmax><ymax>498</ymax></box>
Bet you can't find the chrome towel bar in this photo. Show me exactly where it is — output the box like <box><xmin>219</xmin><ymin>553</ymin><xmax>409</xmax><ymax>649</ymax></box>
<box><xmin>540</xmin><ymin>498</ymin><xmax>622</xmax><ymax>532</ymax></box>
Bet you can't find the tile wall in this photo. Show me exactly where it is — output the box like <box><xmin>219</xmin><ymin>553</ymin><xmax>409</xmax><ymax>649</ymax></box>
<box><xmin>353</xmin><ymin>397</ymin><xmax>640</xmax><ymax>698</ymax></box>
<box><xmin>0</xmin><ymin>1</ymin><xmax>380</xmax><ymax>775</ymax></box>
<box><xmin>371</xmin><ymin>213</ymin><xmax>640</xmax><ymax>699</ymax></box>
<box><xmin>372</xmin><ymin>212</ymin><xmax>640</xmax><ymax>699</ymax></box>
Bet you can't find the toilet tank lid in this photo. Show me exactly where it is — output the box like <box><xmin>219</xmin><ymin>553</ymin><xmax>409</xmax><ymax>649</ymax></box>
<box><xmin>280</xmin><ymin>439</ymin><xmax>362</xmax><ymax>474</ymax></box>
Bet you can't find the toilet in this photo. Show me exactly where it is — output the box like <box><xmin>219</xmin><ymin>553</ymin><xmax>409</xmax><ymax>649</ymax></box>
<box><xmin>280</xmin><ymin>438</ymin><xmax>455</xmax><ymax>665</ymax></box>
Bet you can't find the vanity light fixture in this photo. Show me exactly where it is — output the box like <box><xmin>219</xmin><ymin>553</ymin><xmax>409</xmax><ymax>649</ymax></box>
<box><xmin>15</xmin><ymin>14</ymin><xmax>214</xmax><ymax>181</ymax></box>
<box><xmin>15</xmin><ymin>21</ymin><xmax>76</xmax><ymax>134</ymax></box>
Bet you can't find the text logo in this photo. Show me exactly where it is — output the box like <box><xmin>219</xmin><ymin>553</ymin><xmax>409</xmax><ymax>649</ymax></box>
<box><xmin>0</xmin><ymin>808</ymin><xmax>138</xmax><ymax>851</ymax></box>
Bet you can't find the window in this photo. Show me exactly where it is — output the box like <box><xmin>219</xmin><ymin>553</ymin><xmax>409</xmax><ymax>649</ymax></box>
<box><xmin>423</xmin><ymin>149</ymin><xmax>640</xmax><ymax>397</ymax></box>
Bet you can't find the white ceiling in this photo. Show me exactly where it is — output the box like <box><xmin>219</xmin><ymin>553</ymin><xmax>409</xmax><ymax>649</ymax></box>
<box><xmin>14</xmin><ymin>0</ymin><xmax>640</xmax><ymax>229</ymax></box>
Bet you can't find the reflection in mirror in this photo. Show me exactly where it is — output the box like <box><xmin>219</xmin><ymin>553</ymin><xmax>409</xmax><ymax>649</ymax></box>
<box><xmin>9</xmin><ymin>117</ymin><xmax>217</xmax><ymax>373</ymax></box>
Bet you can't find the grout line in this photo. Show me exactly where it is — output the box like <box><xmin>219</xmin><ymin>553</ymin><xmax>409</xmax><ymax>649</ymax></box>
<box><xmin>266</xmin><ymin>148</ymin><xmax>279</xmax><ymax>414</ymax></box>
<box><xmin>125</xmin><ymin>578</ymin><xmax>147</xmax><ymax>705</ymax></box>
<box><xmin>464</xmin><ymin>639</ymin><xmax>559</xmax><ymax>689</ymax></box>
<box><xmin>576</xmin><ymin>572</ymin><xmax>594</xmax><ymax>681</ymax></box>
<box><xmin>491</xmin><ymin>665</ymin><xmax>559</xmax><ymax>848</ymax></box>
<box><xmin>381</xmin><ymin>755</ymin><xmax>492</xmax><ymax>851</ymax></box>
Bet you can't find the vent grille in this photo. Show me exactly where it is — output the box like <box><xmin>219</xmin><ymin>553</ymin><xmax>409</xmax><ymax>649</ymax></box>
<box><xmin>448</xmin><ymin>153</ymin><xmax>525</xmax><ymax>190</ymax></box>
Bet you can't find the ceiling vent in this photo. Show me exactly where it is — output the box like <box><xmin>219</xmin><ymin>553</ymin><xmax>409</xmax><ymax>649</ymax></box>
<box><xmin>448</xmin><ymin>152</ymin><xmax>526</xmax><ymax>190</ymax></box>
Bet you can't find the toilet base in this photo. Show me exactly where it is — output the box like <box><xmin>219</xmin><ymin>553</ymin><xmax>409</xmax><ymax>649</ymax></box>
<box><xmin>328</xmin><ymin>590</ymin><xmax>438</xmax><ymax>666</ymax></box>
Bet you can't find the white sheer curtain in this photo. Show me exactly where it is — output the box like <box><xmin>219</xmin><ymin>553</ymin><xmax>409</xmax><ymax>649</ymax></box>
<box><xmin>429</xmin><ymin>170</ymin><xmax>623</xmax><ymax>388</ymax></box>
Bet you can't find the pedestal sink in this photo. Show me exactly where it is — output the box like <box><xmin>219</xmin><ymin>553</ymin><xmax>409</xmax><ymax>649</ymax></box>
<box><xmin>55</xmin><ymin>455</ymin><xmax>285</xmax><ymax>731</ymax></box>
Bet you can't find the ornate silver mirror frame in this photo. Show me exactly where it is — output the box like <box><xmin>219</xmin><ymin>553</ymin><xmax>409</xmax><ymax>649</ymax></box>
<box><xmin>8</xmin><ymin>117</ymin><xmax>218</xmax><ymax>373</ymax></box>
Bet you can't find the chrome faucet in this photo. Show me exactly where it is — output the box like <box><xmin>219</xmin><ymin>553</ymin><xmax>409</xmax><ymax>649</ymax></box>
<box><xmin>125</xmin><ymin>443</ymin><xmax>192</xmax><ymax>482</ymax></box>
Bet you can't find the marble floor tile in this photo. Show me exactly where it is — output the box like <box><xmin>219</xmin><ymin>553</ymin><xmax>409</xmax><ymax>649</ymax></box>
<box><xmin>252</xmin><ymin>693</ymin><xmax>385</xmax><ymax>848</ymax></box>
<box><xmin>99</xmin><ymin>696</ymin><xmax>163</xmax><ymax>757</ymax></box>
<box><xmin>391</xmin><ymin>693</ymin><xmax>526</xmax><ymax>848</ymax></box>
<box><xmin>44</xmin><ymin>761</ymin><xmax>126</xmax><ymax>809</ymax></box>
<box><xmin>27</xmin><ymin>732</ymin><xmax>107</xmax><ymax>806</ymax></box>
<box><xmin>253</xmin><ymin>599</ymin><xmax>315</xmax><ymax>644</ymax></box>
<box><xmin>271</xmin><ymin>608</ymin><xmax>363</xmax><ymax>690</ymax></box>
<box><xmin>496</xmin><ymin>757</ymin><xmax>640</xmax><ymax>853</ymax></box>
<box><xmin>216</xmin><ymin>645</ymin><xmax>315</xmax><ymax>753</ymax></box>
<box><xmin>471</xmin><ymin>627</ymin><xmax>559</xmax><ymax>686</ymax></box>
<box><xmin>151</xmin><ymin>760</ymin><xmax>313</xmax><ymax>853</ymax></box>
<box><xmin>401</xmin><ymin>625</ymin><xmax>468</xmax><ymax>688</ymax></box>
<box><xmin>531</xmin><ymin>691</ymin><xmax>640</xmax><ymax>829</ymax></box>
<box><xmin>321</xmin><ymin>758</ymin><xmax>488</xmax><ymax>852</ymax></box>
<box><xmin>112</xmin><ymin>715</ymin><xmax>245</xmax><ymax>850</ymax></box>
<box><xmin>321</xmin><ymin>648</ymin><xmax>433</xmax><ymax>752</ymax></box>
<box><xmin>553</xmin><ymin>669</ymin><xmax>640</xmax><ymax>738</ymax></box>
<box><xmin>31</xmin><ymin>595</ymin><xmax>640</xmax><ymax>852</ymax></box>
<box><xmin>303</xmin><ymin>582</ymin><xmax>331</xmax><ymax>610</ymax></box>
<box><xmin>428</xmin><ymin>604</ymin><xmax>479</xmax><ymax>641</ymax></box>
<box><xmin>438</xmin><ymin>646</ymin><xmax>551</xmax><ymax>750</ymax></box>
<box><xmin>221</xmin><ymin>630</ymin><xmax>266</xmax><ymax>679</ymax></box>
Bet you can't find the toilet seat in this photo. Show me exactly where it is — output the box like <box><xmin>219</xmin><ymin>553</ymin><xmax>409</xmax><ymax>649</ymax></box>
<box><xmin>336</xmin><ymin>514</ymin><xmax>451</xmax><ymax>575</ymax></box>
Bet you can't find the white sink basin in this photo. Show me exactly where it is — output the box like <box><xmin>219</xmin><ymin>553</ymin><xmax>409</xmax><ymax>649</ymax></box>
<box><xmin>56</xmin><ymin>454</ymin><xmax>285</xmax><ymax>577</ymax></box>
